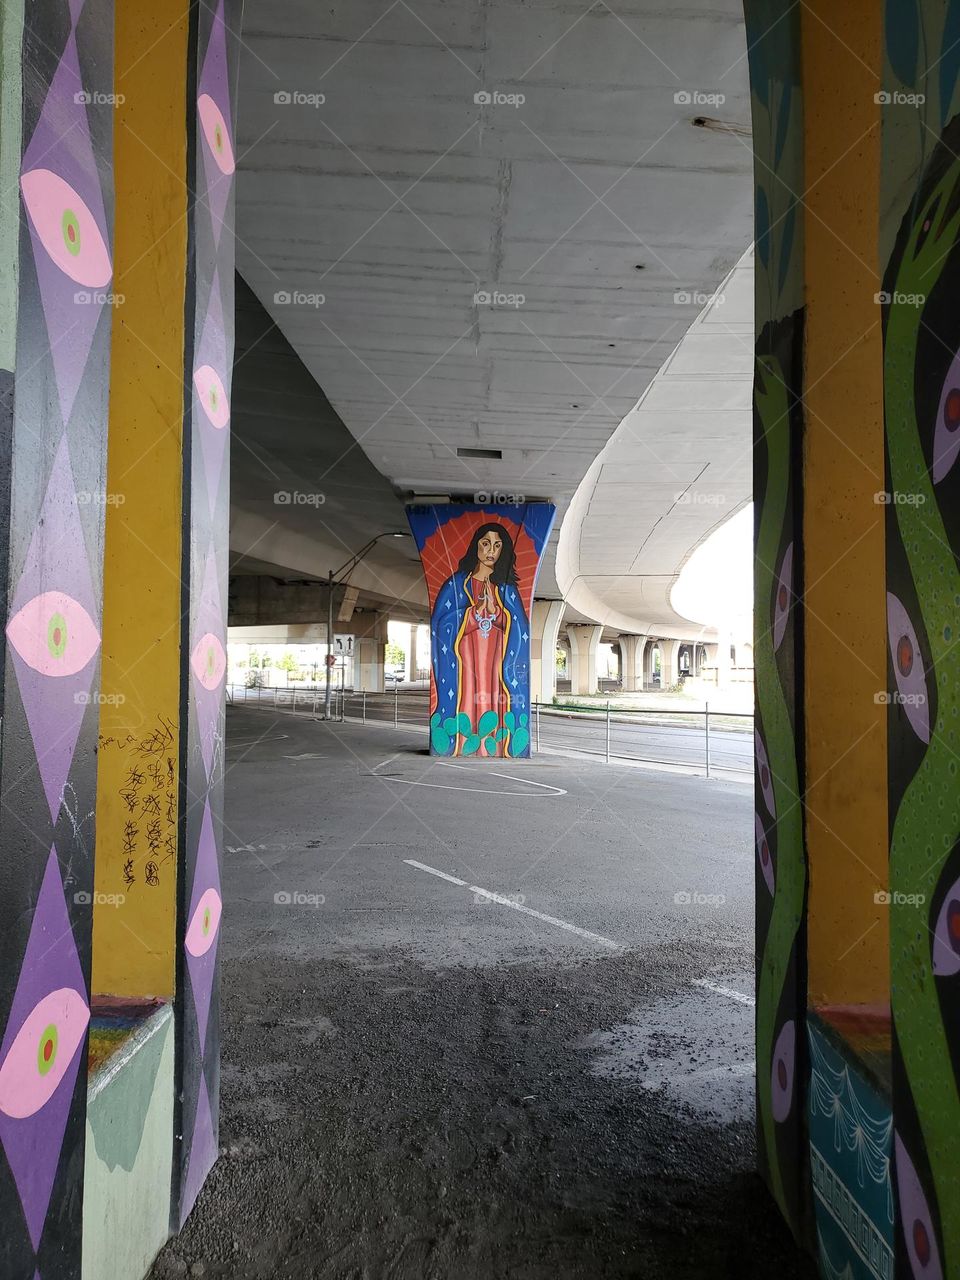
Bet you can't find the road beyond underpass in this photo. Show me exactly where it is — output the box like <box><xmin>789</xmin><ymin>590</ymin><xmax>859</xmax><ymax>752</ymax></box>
<box><xmin>149</xmin><ymin>706</ymin><xmax>812</xmax><ymax>1280</ymax></box>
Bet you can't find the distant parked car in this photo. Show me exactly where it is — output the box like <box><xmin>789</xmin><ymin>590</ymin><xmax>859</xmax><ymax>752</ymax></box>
<box><xmin>385</xmin><ymin>666</ymin><xmax>405</xmax><ymax>683</ymax></box>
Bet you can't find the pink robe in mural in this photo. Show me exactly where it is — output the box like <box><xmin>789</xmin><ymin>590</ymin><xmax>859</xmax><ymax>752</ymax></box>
<box><xmin>460</xmin><ymin>577</ymin><xmax>507</xmax><ymax>756</ymax></box>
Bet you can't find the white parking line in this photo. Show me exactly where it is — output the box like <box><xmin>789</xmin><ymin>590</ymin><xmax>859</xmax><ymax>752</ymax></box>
<box><xmin>403</xmin><ymin>859</ymin><xmax>622</xmax><ymax>951</ymax></box>
<box><xmin>692</xmin><ymin>978</ymin><xmax>755</xmax><ymax>1006</ymax></box>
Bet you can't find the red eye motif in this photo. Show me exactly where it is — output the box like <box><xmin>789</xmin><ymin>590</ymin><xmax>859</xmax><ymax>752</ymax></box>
<box><xmin>770</xmin><ymin>1019</ymin><xmax>795</xmax><ymax>1123</ymax></box>
<box><xmin>886</xmin><ymin>593</ymin><xmax>930</xmax><ymax>743</ymax></box>
<box><xmin>6</xmin><ymin>590</ymin><xmax>101</xmax><ymax>677</ymax></box>
<box><xmin>191</xmin><ymin>632</ymin><xmax>226</xmax><ymax>691</ymax></box>
<box><xmin>193</xmin><ymin>364</ymin><xmax>230</xmax><ymax>430</ymax></box>
<box><xmin>755</xmin><ymin>730</ymin><xmax>776</xmax><ymax>818</ymax></box>
<box><xmin>933</xmin><ymin>349</ymin><xmax>960</xmax><ymax>483</ymax></box>
<box><xmin>185</xmin><ymin>886</ymin><xmax>222</xmax><ymax>958</ymax></box>
<box><xmin>895</xmin><ymin>1134</ymin><xmax>944</xmax><ymax>1280</ymax></box>
<box><xmin>198</xmin><ymin>94</ymin><xmax>235</xmax><ymax>175</ymax></box>
<box><xmin>755</xmin><ymin>813</ymin><xmax>774</xmax><ymax>896</ymax></box>
<box><xmin>0</xmin><ymin>987</ymin><xmax>89</xmax><ymax>1119</ymax></box>
<box><xmin>20</xmin><ymin>169</ymin><xmax>112</xmax><ymax>288</ymax></box>
<box><xmin>773</xmin><ymin>543</ymin><xmax>793</xmax><ymax>652</ymax></box>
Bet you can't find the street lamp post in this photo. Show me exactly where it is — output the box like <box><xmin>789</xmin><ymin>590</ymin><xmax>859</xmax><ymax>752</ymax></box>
<box><xmin>323</xmin><ymin>531</ymin><xmax>409</xmax><ymax>720</ymax></box>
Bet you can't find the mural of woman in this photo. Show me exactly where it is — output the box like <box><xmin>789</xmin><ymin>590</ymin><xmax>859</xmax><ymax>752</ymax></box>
<box><xmin>431</xmin><ymin>523</ymin><xmax>530</xmax><ymax>757</ymax></box>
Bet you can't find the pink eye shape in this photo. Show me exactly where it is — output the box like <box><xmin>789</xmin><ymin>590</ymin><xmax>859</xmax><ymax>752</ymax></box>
<box><xmin>198</xmin><ymin>94</ymin><xmax>235</xmax><ymax>175</ymax></box>
<box><xmin>6</xmin><ymin>590</ymin><xmax>101</xmax><ymax>677</ymax></box>
<box><xmin>886</xmin><ymin>593</ymin><xmax>930</xmax><ymax>743</ymax></box>
<box><xmin>755</xmin><ymin>730</ymin><xmax>776</xmax><ymax>817</ymax></box>
<box><xmin>0</xmin><ymin>987</ymin><xmax>89</xmax><ymax>1119</ymax></box>
<box><xmin>755</xmin><ymin>813</ymin><xmax>774</xmax><ymax>896</ymax></box>
<box><xmin>185</xmin><ymin>886</ymin><xmax>222</xmax><ymax>958</ymax></box>
<box><xmin>191</xmin><ymin>632</ymin><xmax>226</xmax><ymax>690</ymax></box>
<box><xmin>932</xmin><ymin>877</ymin><xmax>960</xmax><ymax>976</ymax></box>
<box><xmin>773</xmin><ymin>543</ymin><xmax>793</xmax><ymax>652</ymax></box>
<box><xmin>20</xmin><ymin>169</ymin><xmax>112</xmax><ymax>288</ymax></box>
<box><xmin>770</xmin><ymin>1018</ymin><xmax>795</xmax><ymax>1123</ymax></box>
<box><xmin>933</xmin><ymin>351</ymin><xmax>960</xmax><ymax>483</ymax></box>
<box><xmin>895</xmin><ymin>1133</ymin><xmax>944</xmax><ymax>1280</ymax></box>
<box><xmin>193</xmin><ymin>364</ymin><xmax>230</xmax><ymax>430</ymax></box>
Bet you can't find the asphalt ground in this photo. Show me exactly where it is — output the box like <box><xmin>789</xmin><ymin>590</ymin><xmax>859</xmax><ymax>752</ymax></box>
<box><xmin>149</xmin><ymin>705</ymin><xmax>812</xmax><ymax>1280</ymax></box>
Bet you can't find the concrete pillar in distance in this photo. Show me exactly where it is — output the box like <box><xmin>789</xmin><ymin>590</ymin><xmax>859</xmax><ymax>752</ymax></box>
<box><xmin>357</xmin><ymin>614</ymin><xmax>388</xmax><ymax>692</ymax></box>
<box><xmin>566</xmin><ymin>624</ymin><xmax>603</xmax><ymax>695</ymax></box>
<box><xmin>405</xmin><ymin>623</ymin><xmax>418</xmax><ymax>682</ymax></box>
<box><xmin>618</xmin><ymin>634</ymin><xmax>646</xmax><ymax>692</ymax></box>
<box><xmin>530</xmin><ymin>599</ymin><xmax>565</xmax><ymax>704</ymax></box>
<box><xmin>659</xmin><ymin>639</ymin><xmax>681</xmax><ymax>688</ymax></box>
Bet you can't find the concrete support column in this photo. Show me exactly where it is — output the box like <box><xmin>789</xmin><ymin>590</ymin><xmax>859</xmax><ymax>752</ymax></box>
<box><xmin>642</xmin><ymin>639</ymin><xmax>656</xmax><ymax>687</ymax></box>
<box><xmin>566</xmin><ymin>624</ymin><xmax>603</xmax><ymax>695</ymax></box>
<box><xmin>658</xmin><ymin>639</ymin><xmax>681</xmax><ymax>688</ymax></box>
<box><xmin>530</xmin><ymin>599</ymin><xmax>565</xmax><ymax>703</ymax></box>
<box><xmin>618</xmin><ymin>634</ymin><xmax>645</xmax><ymax>691</ymax></box>
<box><xmin>357</xmin><ymin>614</ymin><xmax>388</xmax><ymax>692</ymax></box>
<box><xmin>405</xmin><ymin>622</ymin><xmax>418</xmax><ymax>682</ymax></box>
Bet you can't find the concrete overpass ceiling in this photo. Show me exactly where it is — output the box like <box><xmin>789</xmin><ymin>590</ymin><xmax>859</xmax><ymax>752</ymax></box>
<box><xmin>234</xmin><ymin>0</ymin><xmax>752</xmax><ymax>603</ymax></box>
<box><xmin>555</xmin><ymin>248</ymin><xmax>753</xmax><ymax>639</ymax></box>
<box><xmin>230</xmin><ymin>277</ymin><xmax>426</xmax><ymax>614</ymax></box>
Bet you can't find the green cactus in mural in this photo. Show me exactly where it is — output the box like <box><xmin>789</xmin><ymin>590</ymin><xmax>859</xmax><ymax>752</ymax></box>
<box><xmin>754</xmin><ymin>354</ymin><xmax>806</xmax><ymax>1227</ymax></box>
<box><xmin>884</xmin><ymin>152</ymin><xmax>960</xmax><ymax>1274</ymax></box>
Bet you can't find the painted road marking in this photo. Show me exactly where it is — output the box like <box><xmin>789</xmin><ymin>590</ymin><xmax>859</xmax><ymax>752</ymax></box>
<box><xmin>282</xmin><ymin>753</ymin><xmax>328</xmax><ymax>760</ymax></box>
<box><xmin>692</xmin><ymin>979</ymin><xmax>755</xmax><ymax>1007</ymax></box>
<box><xmin>403</xmin><ymin>859</ymin><xmax>621</xmax><ymax>951</ymax></box>
<box><xmin>372</xmin><ymin>759</ymin><xmax>567</xmax><ymax>797</ymax></box>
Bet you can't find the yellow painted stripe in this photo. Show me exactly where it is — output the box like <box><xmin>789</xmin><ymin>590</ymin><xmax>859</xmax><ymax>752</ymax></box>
<box><xmin>91</xmin><ymin>1</ymin><xmax>190</xmax><ymax>998</ymax></box>
<box><xmin>801</xmin><ymin>0</ymin><xmax>888</xmax><ymax>1008</ymax></box>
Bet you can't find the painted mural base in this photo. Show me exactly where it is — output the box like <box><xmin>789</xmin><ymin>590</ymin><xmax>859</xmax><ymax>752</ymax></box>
<box><xmin>82</xmin><ymin>1003</ymin><xmax>174</xmax><ymax>1280</ymax></box>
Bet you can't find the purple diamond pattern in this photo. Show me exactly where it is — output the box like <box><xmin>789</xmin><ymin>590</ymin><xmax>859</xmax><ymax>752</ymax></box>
<box><xmin>20</xmin><ymin>33</ymin><xmax>112</xmax><ymax>428</ymax></box>
<box><xmin>185</xmin><ymin>800</ymin><xmax>221</xmax><ymax>1050</ymax></box>
<box><xmin>0</xmin><ymin>849</ymin><xmax>89</xmax><ymax>1249</ymax></box>
<box><xmin>7</xmin><ymin>437</ymin><xmax>100</xmax><ymax>819</ymax></box>
<box><xmin>195</xmin><ymin>270</ymin><xmax>229</xmax><ymax>512</ymax></box>
<box><xmin>198</xmin><ymin>1</ymin><xmax>233</xmax><ymax>245</ymax></box>
<box><xmin>181</xmin><ymin>1072</ymin><xmax>217</xmax><ymax>1220</ymax></box>
<box><xmin>192</xmin><ymin>550</ymin><xmax>225</xmax><ymax>779</ymax></box>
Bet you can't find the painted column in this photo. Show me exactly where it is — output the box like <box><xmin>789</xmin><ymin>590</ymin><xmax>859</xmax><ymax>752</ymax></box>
<box><xmin>530</xmin><ymin>598</ymin><xmax>565</xmax><ymax>704</ymax></box>
<box><xmin>0</xmin><ymin>2</ymin><xmax>115</xmax><ymax>1276</ymax></box>
<box><xmin>175</xmin><ymin>0</ymin><xmax>241</xmax><ymax>1227</ymax></box>
<box><xmin>407</xmin><ymin>502</ymin><xmax>556</xmax><ymax>758</ymax></box>
<box><xmin>880</xmin><ymin>3</ymin><xmax>960</xmax><ymax>1273</ymax></box>
<box><xmin>566</xmin><ymin>624</ymin><xmax>602</xmax><ymax>696</ymax></box>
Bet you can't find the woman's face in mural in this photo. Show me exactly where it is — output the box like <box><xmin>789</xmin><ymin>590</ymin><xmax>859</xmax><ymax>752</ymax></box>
<box><xmin>475</xmin><ymin>529</ymin><xmax>503</xmax><ymax>575</ymax></box>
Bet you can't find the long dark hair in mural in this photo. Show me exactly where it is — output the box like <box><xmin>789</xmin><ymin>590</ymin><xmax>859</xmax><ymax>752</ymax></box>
<box><xmin>881</xmin><ymin>108</ymin><xmax>960</xmax><ymax>1280</ymax></box>
<box><xmin>407</xmin><ymin>504</ymin><xmax>555</xmax><ymax>758</ymax></box>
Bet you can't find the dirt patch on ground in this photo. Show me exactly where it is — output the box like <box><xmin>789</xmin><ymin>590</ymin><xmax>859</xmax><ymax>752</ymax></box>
<box><xmin>149</xmin><ymin>942</ymin><xmax>815</xmax><ymax>1280</ymax></box>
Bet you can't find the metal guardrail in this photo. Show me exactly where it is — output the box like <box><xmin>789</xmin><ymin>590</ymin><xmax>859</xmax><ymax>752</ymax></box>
<box><xmin>226</xmin><ymin>685</ymin><xmax>754</xmax><ymax>778</ymax></box>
